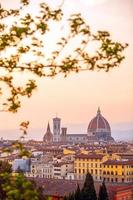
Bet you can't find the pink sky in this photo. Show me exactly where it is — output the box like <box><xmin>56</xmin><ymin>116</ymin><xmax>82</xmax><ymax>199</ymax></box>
<box><xmin>0</xmin><ymin>0</ymin><xmax>133</xmax><ymax>132</ymax></box>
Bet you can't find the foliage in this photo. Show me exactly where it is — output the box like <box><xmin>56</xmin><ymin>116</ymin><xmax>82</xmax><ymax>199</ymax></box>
<box><xmin>0</xmin><ymin>161</ymin><xmax>45</xmax><ymax>200</ymax></box>
<box><xmin>81</xmin><ymin>173</ymin><xmax>97</xmax><ymax>200</ymax></box>
<box><xmin>0</xmin><ymin>160</ymin><xmax>12</xmax><ymax>174</ymax></box>
<box><xmin>0</xmin><ymin>161</ymin><xmax>12</xmax><ymax>199</ymax></box>
<box><xmin>98</xmin><ymin>181</ymin><xmax>109</xmax><ymax>200</ymax></box>
<box><xmin>74</xmin><ymin>184</ymin><xmax>81</xmax><ymax>200</ymax></box>
<box><xmin>0</xmin><ymin>0</ymin><xmax>128</xmax><ymax>113</ymax></box>
<box><xmin>64</xmin><ymin>173</ymin><xmax>97</xmax><ymax>200</ymax></box>
<box><xmin>3</xmin><ymin>121</ymin><xmax>31</xmax><ymax>158</ymax></box>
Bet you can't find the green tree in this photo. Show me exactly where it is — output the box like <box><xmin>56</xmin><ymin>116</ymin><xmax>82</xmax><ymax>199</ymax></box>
<box><xmin>81</xmin><ymin>173</ymin><xmax>97</xmax><ymax>200</ymax></box>
<box><xmin>0</xmin><ymin>0</ymin><xmax>127</xmax><ymax>113</ymax></box>
<box><xmin>0</xmin><ymin>161</ymin><xmax>12</xmax><ymax>199</ymax></box>
<box><xmin>2</xmin><ymin>174</ymin><xmax>39</xmax><ymax>200</ymax></box>
<box><xmin>67</xmin><ymin>192</ymin><xmax>75</xmax><ymax>200</ymax></box>
<box><xmin>74</xmin><ymin>184</ymin><xmax>81</xmax><ymax>200</ymax></box>
<box><xmin>0</xmin><ymin>160</ymin><xmax>45</xmax><ymax>200</ymax></box>
<box><xmin>0</xmin><ymin>160</ymin><xmax>12</xmax><ymax>174</ymax></box>
<box><xmin>98</xmin><ymin>181</ymin><xmax>109</xmax><ymax>200</ymax></box>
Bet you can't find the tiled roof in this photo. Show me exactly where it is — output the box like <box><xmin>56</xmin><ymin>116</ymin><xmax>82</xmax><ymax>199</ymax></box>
<box><xmin>75</xmin><ymin>153</ymin><xmax>104</xmax><ymax>159</ymax></box>
<box><xmin>29</xmin><ymin>178</ymin><xmax>133</xmax><ymax>199</ymax></box>
<box><xmin>103</xmin><ymin>159</ymin><xmax>133</xmax><ymax>165</ymax></box>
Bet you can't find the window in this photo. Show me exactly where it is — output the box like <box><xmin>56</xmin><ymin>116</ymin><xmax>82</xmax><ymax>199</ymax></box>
<box><xmin>95</xmin><ymin>169</ymin><xmax>97</xmax><ymax>174</ymax></box>
<box><xmin>95</xmin><ymin>163</ymin><xmax>97</xmax><ymax>168</ymax></box>
<box><xmin>91</xmin><ymin>163</ymin><xmax>93</xmax><ymax>168</ymax></box>
<box><xmin>115</xmin><ymin>178</ymin><xmax>118</xmax><ymax>182</ymax></box>
<box><xmin>82</xmin><ymin>163</ymin><xmax>85</xmax><ymax>167</ymax></box>
<box><xmin>79</xmin><ymin>169</ymin><xmax>81</xmax><ymax>173</ymax></box>
<box><xmin>79</xmin><ymin>163</ymin><xmax>81</xmax><ymax>167</ymax></box>
<box><xmin>122</xmin><ymin>178</ymin><xmax>124</xmax><ymax>182</ymax></box>
<box><xmin>111</xmin><ymin>171</ymin><xmax>114</xmax><ymax>175</ymax></box>
<box><xmin>83</xmin><ymin>169</ymin><xmax>85</xmax><ymax>174</ymax></box>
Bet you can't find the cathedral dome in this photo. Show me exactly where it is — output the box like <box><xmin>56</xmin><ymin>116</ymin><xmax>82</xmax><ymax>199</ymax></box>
<box><xmin>87</xmin><ymin>108</ymin><xmax>111</xmax><ymax>133</ymax></box>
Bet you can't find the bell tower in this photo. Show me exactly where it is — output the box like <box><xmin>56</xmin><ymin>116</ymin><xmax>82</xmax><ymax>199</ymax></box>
<box><xmin>53</xmin><ymin>116</ymin><xmax>61</xmax><ymax>142</ymax></box>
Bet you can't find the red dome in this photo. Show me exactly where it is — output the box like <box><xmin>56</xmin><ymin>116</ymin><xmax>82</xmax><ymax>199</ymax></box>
<box><xmin>87</xmin><ymin>108</ymin><xmax>111</xmax><ymax>133</ymax></box>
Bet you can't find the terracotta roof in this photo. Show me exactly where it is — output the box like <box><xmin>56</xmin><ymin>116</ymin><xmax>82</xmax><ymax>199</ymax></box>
<box><xmin>103</xmin><ymin>159</ymin><xmax>133</xmax><ymax>165</ymax></box>
<box><xmin>29</xmin><ymin>178</ymin><xmax>133</xmax><ymax>199</ymax></box>
<box><xmin>75</xmin><ymin>153</ymin><xmax>104</xmax><ymax>159</ymax></box>
<box><xmin>87</xmin><ymin>108</ymin><xmax>111</xmax><ymax>132</ymax></box>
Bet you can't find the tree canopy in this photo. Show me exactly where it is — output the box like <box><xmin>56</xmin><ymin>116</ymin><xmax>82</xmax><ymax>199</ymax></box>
<box><xmin>98</xmin><ymin>181</ymin><xmax>109</xmax><ymax>200</ymax></box>
<box><xmin>0</xmin><ymin>0</ymin><xmax>128</xmax><ymax>113</ymax></box>
<box><xmin>0</xmin><ymin>160</ymin><xmax>45</xmax><ymax>200</ymax></box>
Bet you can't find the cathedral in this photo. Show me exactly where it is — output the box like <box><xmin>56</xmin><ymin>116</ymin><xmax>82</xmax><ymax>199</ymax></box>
<box><xmin>43</xmin><ymin>108</ymin><xmax>114</xmax><ymax>144</ymax></box>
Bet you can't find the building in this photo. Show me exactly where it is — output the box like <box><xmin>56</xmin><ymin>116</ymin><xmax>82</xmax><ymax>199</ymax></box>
<box><xmin>87</xmin><ymin>107</ymin><xmax>114</xmax><ymax>143</ymax></box>
<box><xmin>102</xmin><ymin>159</ymin><xmax>133</xmax><ymax>183</ymax></box>
<box><xmin>74</xmin><ymin>153</ymin><xmax>105</xmax><ymax>181</ymax></box>
<box><xmin>43</xmin><ymin>122</ymin><xmax>53</xmax><ymax>144</ymax></box>
<box><xmin>43</xmin><ymin>108</ymin><xmax>115</xmax><ymax>144</ymax></box>
<box><xmin>53</xmin><ymin>162</ymin><xmax>73</xmax><ymax>179</ymax></box>
<box><xmin>12</xmin><ymin>158</ymin><xmax>30</xmax><ymax>172</ymax></box>
<box><xmin>30</xmin><ymin>162</ymin><xmax>53</xmax><ymax>178</ymax></box>
<box><xmin>53</xmin><ymin>117</ymin><xmax>61</xmax><ymax>143</ymax></box>
<box><xmin>74</xmin><ymin>153</ymin><xmax>133</xmax><ymax>183</ymax></box>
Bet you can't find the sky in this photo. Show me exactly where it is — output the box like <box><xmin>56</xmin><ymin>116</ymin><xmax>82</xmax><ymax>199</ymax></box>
<box><xmin>0</xmin><ymin>0</ymin><xmax>133</xmax><ymax>139</ymax></box>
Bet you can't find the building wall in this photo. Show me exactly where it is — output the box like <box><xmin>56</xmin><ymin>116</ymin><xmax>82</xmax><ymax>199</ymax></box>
<box><xmin>102</xmin><ymin>164</ymin><xmax>133</xmax><ymax>183</ymax></box>
<box><xmin>114</xmin><ymin>189</ymin><xmax>133</xmax><ymax>200</ymax></box>
<box><xmin>66</xmin><ymin>135</ymin><xmax>87</xmax><ymax>144</ymax></box>
<box><xmin>74</xmin><ymin>155</ymin><xmax>104</xmax><ymax>181</ymax></box>
<box><xmin>74</xmin><ymin>154</ymin><xmax>133</xmax><ymax>183</ymax></box>
<box><xmin>29</xmin><ymin>162</ymin><xmax>53</xmax><ymax>178</ymax></box>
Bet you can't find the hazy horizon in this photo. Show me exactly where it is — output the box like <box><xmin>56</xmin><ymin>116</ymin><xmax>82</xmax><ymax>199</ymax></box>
<box><xmin>0</xmin><ymin>121</ymin><xmax>133</xmax><ymax>141</ymax></box>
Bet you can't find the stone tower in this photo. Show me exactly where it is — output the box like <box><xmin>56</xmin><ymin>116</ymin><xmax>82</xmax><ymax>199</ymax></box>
<box><xmin>61</xmin><ymin>127</ymin><xmax>67</xmax><ymax>143</ymax></box>
<box><xmin>53</xmin><ymin>117</ymin><xmax>61</xmax><ymax>142</ymax></box>
<box><xmin>43</xmin><ymin>122</ymin><xmax>53</xmax><ymax>143</ymax></box>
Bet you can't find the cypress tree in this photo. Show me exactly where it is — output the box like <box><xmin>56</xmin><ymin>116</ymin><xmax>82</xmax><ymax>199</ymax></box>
<box><xmin>66</xmin><ymin>192</ymin><xmax>75</xmax><ymax>200</ymax></box>
<box><xmin>81</xmin><ymin>173</ymin><xmax>97</xmax><ymax>200</ymax></box>
<box><xmin>98</xmin><ymin>181</ymin><xmax>109</xmax><ymax>200</ymax></box>
<box><xmin>74</xmin><ymin>183</ymin><xmax>81</xmax><ymax>200</ymax></box>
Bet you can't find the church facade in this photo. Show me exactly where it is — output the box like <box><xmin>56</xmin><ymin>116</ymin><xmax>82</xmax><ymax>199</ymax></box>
<box><xmin>43</xmin><ymin>108</ymin><xmax>114</xmax><ymax>144</ymax></box>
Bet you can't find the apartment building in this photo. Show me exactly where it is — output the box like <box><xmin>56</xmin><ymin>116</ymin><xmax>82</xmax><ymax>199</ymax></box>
<box><xmin>74</xmin><ymin>153</ymin><xmax>133</xmax><ymax>183</ymax></box>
